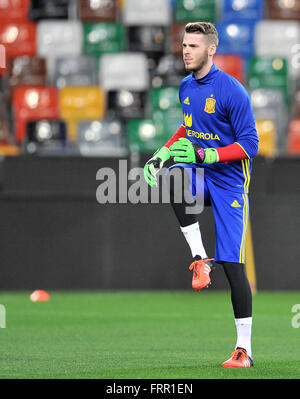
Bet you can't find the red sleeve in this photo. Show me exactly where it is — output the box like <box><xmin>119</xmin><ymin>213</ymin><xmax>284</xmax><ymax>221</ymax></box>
<box><xmin>216</xmin><ymin>142</ymin><xmax>249</xmax><ymax>162</ymax></box>
<box><xmin>164</xmin><ymin>125</ymin><xmax>186</xmax><ymax>148</ymax></box>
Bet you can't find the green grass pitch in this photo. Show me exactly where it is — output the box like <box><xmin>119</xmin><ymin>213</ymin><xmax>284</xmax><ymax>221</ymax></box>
<box><xmin>0</xmin><ymin>290</ymin><xmax>299</xmax><ymax>379</ymax></box>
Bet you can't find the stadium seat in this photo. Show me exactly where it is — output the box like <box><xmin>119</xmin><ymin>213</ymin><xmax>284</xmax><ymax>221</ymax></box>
<box><xmin>29</xmin><ymin>0</ymin><xmax>70</xmax><ymax>21</ymax></box>
<box><xmin>0</xmin><ymin>45</ymin><xmax>6</xmax><ymax>76</ymax></box>
<box><xmin>127</xmin><ymin>108</ymin><xmax>182</xmax><ymax>153</ymax></box>
<box><xmin>122</xmin><ymin>0</ymin><xmax>171</xmax><ymax>26</ymax></box>
<box><xmin>23</xmin><ymin>120</ymin><xmax>69</xmax><ymax>155</ymax></box>
<box><xmin>37</xmin><ymin>20</ymin><xmax>82</xmax><ymax>58</ymax></box>
<box><xmin>127</xmin><ymin>119</ymin><xmax>166</xmax><ymax>153</ymax></box>
<box><xmin>152</xmin><ymin>108</ymin><xmax>183</xmax><ymax>136</ymax></box>
<box><xmin>149</xmin><ymin>88</ymin><xmax>183</xmax><ymax>148</ymax></box>
<box><xmin>76</xmin><ymin>119</ymin><xmax>127</xmax><ymax>157</ymax></box>
<box><xmin>5</xmin><ymin>56</ymin><xmax>47</xmax><ymax>105</ymax></box>
<box><xmin>0</xmin><ymin>131</ymin><xmax>20</xmax><ymax>155</ymax></box>
<box><xmin>127</xmin><ymin>26</ymin><xmax>167</xmax><ymax>54</ymax></box>
<box><xmin>0</xmin><ymin>0</ymin><xmax>30</xmax><ymax>23</ymax></box>
<box><xmin>51</xmin><ymin>56</ymin><xmax>98</xmax><ymax>89</ymax></box>
<box><xmin>0</xmin><ymin>112</ymin><xmax>10</xmax><ymax>146</ymax></box>
<box><xmin>107</xmin><ymin>90</ymin><xmax>147</xmax><ymax>119</ymax></box>
<box><xmin>175</xmin><ymin>0</ymin><xmax>217</xmax><ymax>23</ymax></box>
<box><xmin>150</xmin><ymin>87</ymin><xmax>181</xmax><ymax>111</ymax></box>
<box><xmin>59</xmin><ymin>86</ymin><xmax>105</xmax><ymax>141</ymax></box>
<box><xmin>250</xmin><ymin>88</ymin><xmax>287</xmax><ymax>145</ymax></box>
<box><xmin>171</xmin><ymin>24</ymin><xmax>186</xmax><ymax>55</ymax></box>
<box><xmin>151</xmin><ymin>54</ymin><xmax>186</xmax><ymax>88</ymax></box>
<box><xmin>79</xmin><ymin>0</ymin><xmax>118</xmax><ymax>22</ymax></box>
<box><xmin>37</xmin><ymin>20</ymin><xmax>83</xmax><ymax>79</ymax></box>
<box><xmin>99</xmin><ymin>53</ymin><xmax>149</xmax><ymax>91</ymax></box>
<box><xmin>266</xmin><ymin>0</ymin><xmax>300</xmax><ymax>21</ymax></box>
<box><xmin>214</xmin><ymin>54</ymin><xmax>244</xmax><ymax>83</ymax></box>
<box><xmin>248</xmin><ymin>56</ymin><xmax>289</xmax><ymax>105</ymax></box>
<box><xmin>0</xmin><ymin>92</ymin><xmax>19</xmax><ymax>154</ymax></box>
<box><xmin>255</xmin><ymin>20</ymin><xmax>300</xmax><ymax>79</ymax></box>
<box><xmin>287</xmin><ymin>119</ymin><xmax>300</xmax><ymax>155</ymax></box>
<box><xmin>255</xmin><ymin>119</ymin><xmax>276</xmax><ymax>158</ymax></box>
<box><xmin>0</xmin><ymin>22</ymin><xmax>37</xmax><ymax>59</ymax></box>
<box><xmin>295</xmin><ymin>90</ymin><xmax>300</xmax><ymax>117</ymax></box>
<box><xmin>83</xmin><ymin>22</ymin><xmax>124</xmax><ymax>57</ymax></box>
<box><xmin>215</xmin><ymin>20</ymin><xmax>256</xmax><ymax>58</ymax></box>
<box><xmin>221</xmin><ymin>0</ymin><xmax>264</xmax><ymax>21</ymax></box>
<box><xmin>13</xmin><ymin>86</ymin><xmax>59</xmax><ymax>142</ymax></box>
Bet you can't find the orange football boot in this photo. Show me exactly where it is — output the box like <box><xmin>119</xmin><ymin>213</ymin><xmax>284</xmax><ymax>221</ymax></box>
<box><xmin>189</xmin><ymin>257</ymin><xmax>214</xmax><ymax>291</ymax></box>
<box><xmin>222</xmin><ymin>347</ymin><xmax>253</xmax><ymax>368</ymax></box>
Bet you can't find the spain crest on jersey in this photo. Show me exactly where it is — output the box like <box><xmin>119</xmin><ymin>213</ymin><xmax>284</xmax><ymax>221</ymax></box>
<box><xmin>204</xmin><ymin>97</ymin><xmax>216</xmax><ymax>114</ymax></box>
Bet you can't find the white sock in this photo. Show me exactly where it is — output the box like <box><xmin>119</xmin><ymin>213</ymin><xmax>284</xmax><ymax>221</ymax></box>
<box><xmin>235</xmin><ymin>317</ymin><xmax>252</xmax><ymax>359</ymax></box>
<box><xmin>180</xmin><ymin>222</ymin><xmax>208</xmax><ymax>259</ymax></box>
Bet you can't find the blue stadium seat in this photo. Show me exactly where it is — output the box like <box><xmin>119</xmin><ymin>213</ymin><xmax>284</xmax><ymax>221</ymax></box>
<box><xmin>215</xmin><ymin>20</ymin><xmax>256</xmax><ymax>59</ymax></box>
<box><xmin>221</xmin><ymin>0</ymin><xmax>264</xmax><ymax>22</ymax></box>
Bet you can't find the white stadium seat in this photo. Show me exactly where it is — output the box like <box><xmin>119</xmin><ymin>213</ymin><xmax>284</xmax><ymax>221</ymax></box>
<box><xmin>255</xmin><ymin>20</ymin><xmax>300</xmax><ymax>78</ymax></box>
<box><xmin>122</xmin><ymin>0</ymin><xmax>171</xmax><ymax>26</ymax></box>
<box><xmin>37</xmin><ymin>20</ymin><xmax>82</xmax><ymax>57</ymax></box>
<box><xmin>76</xmin><ymin>120</ymin><xmax>127</xmax><ymax>157</ymax></box>
<box><xmin>99</xmin><ymin>52</ymin><xmax>149</xmax><ymax>91</ymax></box>
<box><xmin>37</xmin><ymin>20</ymin><xmax>83</xmax><ymax>78</ymax></box>
<box><xmin>250</xmin><ymin>88</ymin><xmax>288</xmax><ymax>145</ymax></box>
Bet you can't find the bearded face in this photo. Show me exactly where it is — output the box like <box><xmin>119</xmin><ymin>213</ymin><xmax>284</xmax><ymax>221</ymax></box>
<box><xmin>182</xmin><ymin>33</ymin><xmax>213</xmax><ymax>76</ymax></box>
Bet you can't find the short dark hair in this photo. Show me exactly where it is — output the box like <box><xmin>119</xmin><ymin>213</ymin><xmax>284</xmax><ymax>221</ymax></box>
<box><xmin>185</xmin><ymin>22</ymin><xmax>219</xmax><ymax>46</ymax></box>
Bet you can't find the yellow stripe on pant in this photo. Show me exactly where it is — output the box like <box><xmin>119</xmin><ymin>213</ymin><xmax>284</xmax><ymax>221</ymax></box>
<box><xmin>239</xmin><ymin>193</ymin><xmax>248</xmax><ymax>264</ymax></box>
<box><xmin>245</xmin><ymin>219</ymin><xmax>257</xmax><ymax>294</ymax></box>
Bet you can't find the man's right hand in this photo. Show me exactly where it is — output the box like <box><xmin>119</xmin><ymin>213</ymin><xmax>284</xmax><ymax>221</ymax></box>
<box><xmin>143</xmin><ymin>147</ymin><xmax>170</xmax><ymax>187</ymax></box>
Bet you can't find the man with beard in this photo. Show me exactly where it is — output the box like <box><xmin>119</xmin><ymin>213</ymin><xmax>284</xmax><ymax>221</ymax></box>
<box><xmin>143</xmin><ymin>22</ymin><xmax>259</xmax><ymax>368</ymax></box>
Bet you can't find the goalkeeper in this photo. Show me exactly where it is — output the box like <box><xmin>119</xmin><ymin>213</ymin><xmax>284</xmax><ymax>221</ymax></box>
<box><xmin>144</xmin><ymin>22</ymin><xmax>259</xmax><ymax>368</ymax></box>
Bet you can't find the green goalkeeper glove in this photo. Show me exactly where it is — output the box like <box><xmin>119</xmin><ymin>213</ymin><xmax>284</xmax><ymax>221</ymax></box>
<box><xmin>169</xmin><ymin>138</ymin><xmax>218</xmax><ymax>164</ymax></box>
<box><xmin>144</xmin><ymin>146</ymin><xmax>171</xmax><ymax>187</ymax></box>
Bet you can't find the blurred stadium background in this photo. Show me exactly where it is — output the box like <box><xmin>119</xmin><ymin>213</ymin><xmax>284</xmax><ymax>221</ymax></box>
<box><xmin>0</xmin><ymin>0</ymin><xmax>299</xmax><ymax>292</ymax></box>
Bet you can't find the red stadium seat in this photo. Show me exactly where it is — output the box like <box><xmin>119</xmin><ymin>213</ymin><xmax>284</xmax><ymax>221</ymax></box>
<box><xmin>287</xmin><ymin>119</ymin><xmax>300</xmax><ymax>155</ymax></box>
<box><xmin>214</xmin><ymin>54</ymin><xmax>244</xmax><ymax>83</ymax></box>
<box><xmin>0</xmin><ymin>23</ymin><xmax>37</xmax><ymax>59</ymax></box>
<box><xmin>13</xmin><ymin>86</ymin><xmax>59</xmax><ymax>142</ymax></box>
<box><xmin>0</xmin><ymin>0</ymin><xmax>30</xmax><ymax>23</ymax></box>
<box><xmin>0</xmin><ymin>43</ymin><xmax>6</xmax><ymax>76</ymax></box>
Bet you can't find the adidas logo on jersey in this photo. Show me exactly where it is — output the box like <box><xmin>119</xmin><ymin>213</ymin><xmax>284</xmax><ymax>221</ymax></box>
<box><xmin>231</xmin><ymin>200</ymin><xmax>241</xmax><ymax>208</ymax></box>
<box><xmin>184</xmin><ymin>97</ymin><xmax>190</xmax><ymax>105</ymax></box>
